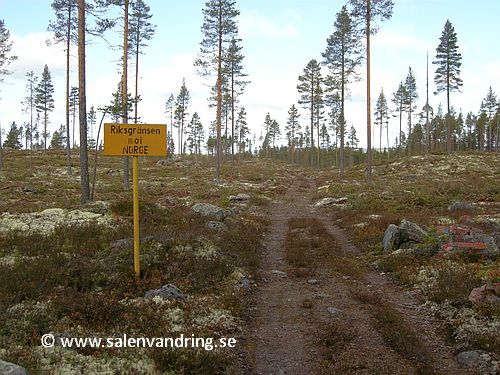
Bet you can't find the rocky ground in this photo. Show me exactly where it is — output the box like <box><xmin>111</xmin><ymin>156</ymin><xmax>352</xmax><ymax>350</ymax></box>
<box><xmin>0</xmin><ymin>151</ymin><xmax>499</xmax><ymax>374</ymax></box>
<box><xmin>233</xmin><ymin>173</ymin><xmax>472</xmax><ymax>375</ymax></box>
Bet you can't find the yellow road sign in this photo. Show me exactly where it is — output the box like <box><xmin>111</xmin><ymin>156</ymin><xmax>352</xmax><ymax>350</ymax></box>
<box><xmin>104</xmin><ymin>123</ymin><xmax>167</xmax><ymax>156</ymax></box>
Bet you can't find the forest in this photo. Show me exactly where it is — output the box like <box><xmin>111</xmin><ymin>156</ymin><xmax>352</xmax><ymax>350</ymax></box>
<box><xmin>1</xmin><ymin>1</ymin><xmax>499</xmax><ymax>187</ymax></box>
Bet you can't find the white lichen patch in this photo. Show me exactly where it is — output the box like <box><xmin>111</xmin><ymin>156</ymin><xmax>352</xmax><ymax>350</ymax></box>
<box><xmin>193</xmin><ymin>308</ymin><xmax>238</xmax><ymax>332</ymax></box>
<box><xmin>34</xmin><ymin>346</ymin><xmax>158</xmax><ymax>375</ymax></box>
<box><xmin>477</xmin><ymin>213</ymin><xmax>500</xmax><ymax>225</ymax></box>
<box><xmin>0</xmin><ymin>253</ymin><xmax>18</xmax><ymax>267</ymax></box>
<box><xmin>172</xmin><ymin>237</ymin><xmax>218</xmax><ymax>259</ymax></box>
<box><xmin>0</xmin><ymin>208</ymin><xmax>116</xmax><ymax>236</ymax></box>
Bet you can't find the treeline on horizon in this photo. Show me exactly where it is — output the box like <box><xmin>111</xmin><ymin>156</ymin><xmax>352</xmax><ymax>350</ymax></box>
<box><xmin>1</xmin><ymin>1</ymin><xmax>499</xmax><ymax>181</ymax></box>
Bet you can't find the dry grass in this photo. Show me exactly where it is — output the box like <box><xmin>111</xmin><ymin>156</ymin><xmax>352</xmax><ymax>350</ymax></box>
<box><xmin>321</xmin><ymin>152</ymin><xmax>500</xmax><ymax>360</ymax></box>
<box><xmin>283</xmin><ymin>217</ymin><xmax>341</xmax><ymax>277</ymax></box>
<box><xmin>0</xmin><ymin>150</ymin><xmax>291</xmax><ymax>374</ymax></box>
<box><xmin>351</xmin><ymin>289</ymin><xmax>437</xmax><ymax>374</ymax></box>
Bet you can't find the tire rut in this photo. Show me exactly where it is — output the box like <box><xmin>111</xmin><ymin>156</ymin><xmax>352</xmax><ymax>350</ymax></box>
<box><xmin>235</xmin><ymin>175</ymin><xmax>467</xmax><ymax>375</ymax></box>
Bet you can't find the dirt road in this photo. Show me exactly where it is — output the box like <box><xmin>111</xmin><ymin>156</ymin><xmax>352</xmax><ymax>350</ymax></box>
<box><xmin>235</xmin><ymin>175</ymin><xmax>467</xmax><ymax>374</ymax></box>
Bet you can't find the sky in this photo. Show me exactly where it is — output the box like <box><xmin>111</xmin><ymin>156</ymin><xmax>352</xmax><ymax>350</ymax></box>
<box><xmin>0</xmin><ymin>0</ymin><xmax>499</xmax><ymax>151</ymax></box>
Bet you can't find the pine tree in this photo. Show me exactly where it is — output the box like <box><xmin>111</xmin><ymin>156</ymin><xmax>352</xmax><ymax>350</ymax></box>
<box><xmin>322</xmin><ymin>5</ymin><xmax>362</xmax><ymax>176</ymax></box>
<box><xmin>349</xmin><ymin>0</ymin><xmax>394</xmax><ymax>182</ymax></box>
<box><xmin>404</xmin><ymin>67</ymin><xmax>418</xmax><ymax>157</ymax></box>
<box><xmin>87</xmin><ymin>105</ymin><xmax>97</xmax><ymax>148</ymax></box>
<box><xmin>187</xmin><ymin>112</ymin><xmax>204</xmax><ymax>165</ymax></box>
<box><xmin>69</xmin><ymin>86</ymin><xmax>78</xmax><ymax>147</ymax></box>
<box><xmin>3</xmin><ymin>122</ymin><xmax>22</xmax><ymax>150</ymax></box>
<box><xmin>374</xmin><ymin>88</ymin><xmax>389</xmax><ymax>157</ymax></box>
<box><xmin>195</xmin><ymin>0</ymin><xmax>239</xmax><ymax>181</ymax></box>
<box><xmin>77</xmin><ymin>0</ymin><xmax>90</xmax><ymax>202</ymax></box>
<box><xmin>106</xmin><ymin>77</ymin><xmax>134</xmax><ymax>123</ymax></box>
<box><xmin>129</xmin><ymin>0</ymin><xmax>155</xmax><ymax>124</ymax></box>
<box><xmin>464</xmin><ymin>112</ymin><xmax>476</xmax><ymax>151</ymax></box>
<box><xmin>76</xmin><ymin>0</ymin><xmax>114</xmax><ymax>202</ymax></box>
<box><xmin>481</xmin><ymin>87</ymin><xmax>497</xmax><ymax>151</ymax></box>
<box><xmin>433</xmin><ymin>19</ymin><xmax>462</xmax><ymax>154</ymax></box>
<box><xmin>165</xmin><ymin>93</ymin><xmax>175</xmax><ymax>154</ymax></box>
<box><xmin>235</xmin><ymin>106</ymin><xmax>249</xmax><ymax>161</ymax></box>
<box><xmin>392</xmin><ymin>82</ymin><xmax>407</xmax><ymax>158</ymax></box>
<box><xmin>35</xmin><ymin>65</ymin><xmax>55</xmax><ymax>151</ymax></box>
<box><xmin>297</xmin><ymin>59</ymin><xmax>322</xmax><ymax>168</ymax></box>
<box><xmin>269</xmin><ymin>119</ymin><xmax>280</xmax><ymax>162</ymax></box>
<box><xmin>223</xmin><ymin>38</ymin><xmax>248</xmax><ymax>170</ymax></box>
<box><xmin>50</xmin><ymin>124</ymin><xmax>67</xmax><ymax>149</ymax></box>
<box><xmin>262</xmin><ymin>113</ymin><xmax>273</xmax><ymax>160</ymax></box>
<box><xmin>0</xmin><ymin>19</ymin><xmax>18</xmax><ymax>79</ymax></box>
<box><xmin>174</xmin><ymin>78</ymin><xmax>190</xmax><ymax>157</ymax></box>
<box><xmin>21</xmin><ymin>71</ymin><xmax>38</xmax><ymax>150</ymax></box>
<box><xmin>285</xmin><ymin>104</ymin><xmax>301</xmax><ymax>165</ymax></box>
<box><xmin>49</xmin><ymin>0</ymin><xmax>78</xmax><ymax>173</ymax></box>
<box><xmin>0</xmin><ymin>19</ymin><xmax>18</xmax><ymax>169</ymax></box>
<box><xmin>347</xmin><ymin>125</ymin><xmax>359</xmax><ymax>166</ymax></box>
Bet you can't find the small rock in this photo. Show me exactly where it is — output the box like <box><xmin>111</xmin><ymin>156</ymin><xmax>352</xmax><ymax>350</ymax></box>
<box><xmin>456</xmin><ymin>350</ymin><xmax>481</xmax><ymax>367</ymax></box>
<box><xmin>448</xmin><ymin>201</ymin><xmax>477</xmax><ymax>211</ymax></box>
<box><xmin>382</xmin><ymin>224</ymin><xmax>400</xmax><ymax>253</ymax></box>
<box><xmin>106</xmin><ymin>169</ymin><xmax>120</xmax><ymax>177</ymax></box>
<box><xmin>469</xmin><ymin>283</ymin><xmax>500</xmax><ymax>307</ymax></box>
<box><xmin>155</xmin><ymin>159</ymin><xmax>171</xmax><ymax>166</ymax></box>
<box><xmin>190</xmin><ymin>203</ymin><xmax>233</xmax><ymax>221</ymax></box>
<box><xmin>144</xmin><ymin>284</ymin><xmax>185</xmax><ymax>301</ymax></box>
<box><xmin>0</xmin><ymin>360</ymin><xmax>31</xmax><ymax>375</ymax></box>
<box><xmin>205</xmin><ymin>221</ymin><xmax>229</xmax><ymax>232</ymax></box>
<box><xmin>271</xmin><ymin>270</ymin><xmax>287</xmax><ymax>277</ymax></box>
<box><xmin>23</xmin><ymin>186</ymin><xmax>38</xmax><ymax>194</ymax></box>
<box><xmin>229</xmin><ymin>193</ymin><xmax>250</xmax><ymax>203</ymax></box>
<box><xmin>13</xmin><ymin>186</ymin><xmax>38</xmax><ymax>194</ymax></box>
<box><xmin>157</xmin><ymin>196</ymin><xmax>177</xmax><ymax>207</ymax></box>
<box><xmin>327</xmin><ymin>307</ymin><xmax>341</xmax><ymax>316</ymax></box>
<box><xmin>307</xmin><ymin>279</ymin><xmax>319</xmax><ymax>284</ymax></box>
<box><xmin>399</xmin><ymin>219</ymin><xmax>427</xmax><ymax>243</ymax></box>
<box><xmin>314</xmin><ymin>197</ymin><xmax>348</xmax><ymax>208</ymax></box>
<box><xmin>455</xmin><ymin>350</ymin><xmax>499</xmax><ymax>373</ymax></box>
<box><xmin>239</xmin><ymin>279</ymin><xmax>251</xmax><ymax>289</ymax></box>
<box><xmin>110</xmin><ymin>236</ymin><xmax>155</xmax><ymax>249</ymax></box>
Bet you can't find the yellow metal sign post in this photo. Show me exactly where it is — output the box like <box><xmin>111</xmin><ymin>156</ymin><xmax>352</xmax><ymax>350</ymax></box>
<box><xmin>104</xmin><ymin>123</ymin><xmax>167</xmax><ymax>281</ymax></box>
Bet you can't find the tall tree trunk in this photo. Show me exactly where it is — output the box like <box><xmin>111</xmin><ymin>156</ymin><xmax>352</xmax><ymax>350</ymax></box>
<box><xmin>231</xmin><ymin>69</ymin><xmax>235</xmax><ymax>172</ymax></box>
<box><xmin>78</xmin><ymin>0</ymin><xmax>90</xmax><ymax>203</ymax></box>
<box><xmin>123</xmin><ymin>0</ymin><xmax>130</xmax><ymax>190</ymax></box>
<box><xmin>66</xmin><ymin>1</ymin><xmax>72</xmax><ymax>175</ymax></box>
<box><xmin>0</xmin><ymin>123</ymin><xmax>3</xmax><ymax>169</ymax></box>
<box><xmin>447</xmin><ymin>85</ymin><xmax>451</xmax><ymax>154</ymax></box>
<box><xmin>134</xmin><ymin>18</ymin><xmax>139</xmax><ymax>125</ymax></box>
<box><xmin>408</xmin><ymin>100</ymin><xmax>412</xmax><ymax>158</ymax></box>
<box><xmin>310</xmin><ymin>82</ymin><xmax>314</xmax><ymax>168</ymax></box>
<box><xmin>216</xmin><ymin>3</ymin><xmax>222</xmax><ymax>181</ymax></box>
<box><xmin>366</xmin><ymin>0</ymin><xmax>372</xmax><ymax>183</ymax></box>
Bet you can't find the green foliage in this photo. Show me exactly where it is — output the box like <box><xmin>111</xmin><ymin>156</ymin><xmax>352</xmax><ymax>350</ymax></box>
<box><xmin>3</xmin><ymin>122</ymin><xmax>22</xmax><ymax>149</ymax></box>
<box><xmin>0</xmin><ymin>19</ymin><xmax>18</xmax><ymax>77</ymax></box>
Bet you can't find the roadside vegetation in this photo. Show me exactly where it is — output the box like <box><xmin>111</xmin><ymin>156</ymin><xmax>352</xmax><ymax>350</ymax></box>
<box><xmin>0</xmin><ymin>150</ymin><xmax>281</xmax><ymax>374</ymax></box>
<box><xmin>0</xmin><ymin>150</ymin><xmax>499</xmax><ymax>373</ymax></box>
<box><xmin>314</xmin><ymin>151</ymin><xmax>500</xmax><ymax>372</ymax></box>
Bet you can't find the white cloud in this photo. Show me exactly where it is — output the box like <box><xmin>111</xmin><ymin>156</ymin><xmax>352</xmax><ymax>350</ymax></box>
<box><xmin>9</xmin><ymin>32</ymin><xmax>68</xmax><ymax>80</ymax></box>
<box><xmin>239</xmin><ymin>10</ymin><xmax>299</xmax><ymax>40</ymax></box>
